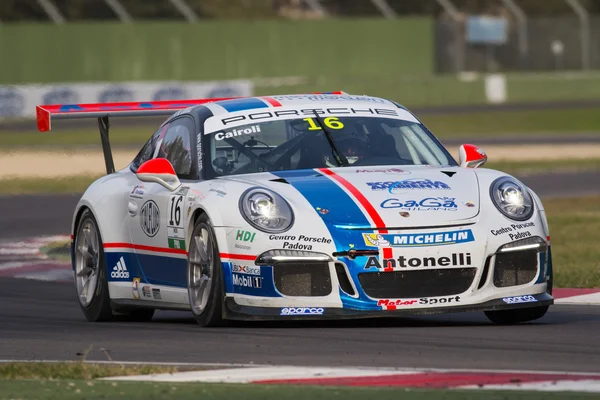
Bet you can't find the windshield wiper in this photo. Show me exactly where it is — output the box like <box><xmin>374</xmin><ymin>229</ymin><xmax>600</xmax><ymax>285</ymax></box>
<box><xmin>313</xmin><ymin>112</ymin><xmax>349</xmax><ymax>167</ymax></box>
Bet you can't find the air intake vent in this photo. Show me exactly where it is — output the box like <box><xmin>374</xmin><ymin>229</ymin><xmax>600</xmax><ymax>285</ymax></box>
<box><xmin>274</xmin><ymin>262</ymin><xmax>332</xmax><ymax>296</ymax></box>
<box><xmin>493</xmin><ymin>250</ymin><xmax>538</xmax><ymax>287</ymax></box>
<box><xmin>335</xmin><ymin>263</ymin><xmax>355</xmax><ymax>296</ymax></box>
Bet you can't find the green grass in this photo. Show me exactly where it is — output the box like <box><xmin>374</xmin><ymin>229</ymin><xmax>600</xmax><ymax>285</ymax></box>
<box><xmin>2</xmin><ymin>108</ymin><xmax>599</xmax><ymax>150</ymax></box>
<box><xmin>0</xmin><ymin>379</ymin><xmax>597</xmax><ymax>400</ymax></box>
<box><xmin>545</xmin><ymin>196</ymin><xmax>600</xmax><ymax>288</ymax></box>
<box><xmin>0</xmin><ymin>362</ymin><xmax>178</xmax><ymax>380</ymax></box>
<box><xmin>485</xmin><ymin>158</ymin><xmax>600</xmax><ymax>177</ymax></box>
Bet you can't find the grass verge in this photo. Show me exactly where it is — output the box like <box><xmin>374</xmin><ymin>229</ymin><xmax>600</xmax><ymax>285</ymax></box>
<box><xmin>0</xmin><ymin>362</ymin><xmax>177</xmax><ymax>380</ymax></box>
<box><xmin>1</xmin><ymin>108</ymin><xmax>599</xmax><ymax>149</ymax></box>
<box><xmin>546</xmin><ymin>196</ymin><xmax>600</xmax><ymax>288</ymax></box>
<box><xmin>0</xmin><ymin>379</ymin><xmax>597</xmax><ymax>400</ymax></box>
<box><xmin>486</xmin><ymin>158</ymin><xmax>600</xmax><ymax>177</ymax></box>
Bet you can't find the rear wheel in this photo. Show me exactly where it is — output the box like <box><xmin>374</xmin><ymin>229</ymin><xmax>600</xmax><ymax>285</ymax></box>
<box><xmin>187</xmin><ymin>214</ymin><xmax>224</xmax><ymax>327</ymax></box>
<box><xmin>74</xmin><ymin>209</ymin><xmax>155</xmax><ymax>322</ymax></box>
<box><xmin>74</xmin><ymin>210</ymin><xmax>113</xmax><ymax>322</ymax></box>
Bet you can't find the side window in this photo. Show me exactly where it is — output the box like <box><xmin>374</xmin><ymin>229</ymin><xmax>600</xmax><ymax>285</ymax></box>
<box><xmin>155</xmin><ymin>117</ymin><xmax>195</xmax><ymax>179</ymax></box>
<box><xmin>131</xmin><ymin>126</ymin><xmax>165</xmax><ymax>170</ymax></box>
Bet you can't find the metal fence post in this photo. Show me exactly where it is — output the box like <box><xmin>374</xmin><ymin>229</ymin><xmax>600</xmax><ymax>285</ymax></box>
<box><xmin>104</xmin><ymin>0</ymin><xmax>133</xmax><ymax>22</ymax></box>
<box><xmin>36</xmin><ymin>0</ymin><xmax>65</xmax><ymax>24</ymax></box>
<box><xmin>500</xmin><ymin>0</ymin><xmax>528</xmax><ymax>70</ymax></box>
<box><xmin>169</xmin><ymin>0</ymin><xmax>199</xmax><ymax>23</ymax></box>
<box><xmin>371</xmin><ymin>0</ymin><xmax>396</xmax><ymax>19</ymax></box>
<box><xmin>436</xmin><ymin>0</ymin><xmax>464</xmax><ymax>73</ymax></box>
<box><xmin>565</xmin><ymin>0</ymin><xmax>591</xmax><ymax>70</ymax></box>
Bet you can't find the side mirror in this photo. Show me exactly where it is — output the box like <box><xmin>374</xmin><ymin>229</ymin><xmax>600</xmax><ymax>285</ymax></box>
<box><xmin>459</xmin><ymin>144</ymin><xmax>487</xmax><ymax>168</ymax></box>
<box><xmin>136</xmin><ymin>158</ymin><xmax>181</xmax><ymax>192</ymax></box>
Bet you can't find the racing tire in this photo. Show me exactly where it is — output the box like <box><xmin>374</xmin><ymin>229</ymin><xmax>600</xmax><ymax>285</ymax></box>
<box><xmin>187</xmin><ymin>214</ymin><xmax>225</xmax><ymax>327</ymax></box>
<box><xmin>484</xmin><ymin>305</ymin><xmax>549</xmax><ymax>325</ymax></box>
<box><xmin>73</xmin><ymin>210</ymin><xmax>113</xmax><ymax>322</ymax></box>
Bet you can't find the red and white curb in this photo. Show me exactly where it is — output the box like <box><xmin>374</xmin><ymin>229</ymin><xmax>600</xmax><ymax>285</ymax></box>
<box><xmin>107</xmin><ymin>366</ymin><xmax>600</xmax><ymax>392</ymax></box>
<box><xmin>1</xmin><ymin>235</ymin><xmax>600</xmax><ymax>305</ymax></box>
<box><xmin>0</xmin><ymin>235</ymin><xmax>71</xmax><ymax>282</ymax></box>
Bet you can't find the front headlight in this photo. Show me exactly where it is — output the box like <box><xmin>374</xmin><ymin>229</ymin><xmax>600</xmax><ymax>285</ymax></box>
<box><xmin>490</xmin><ymin>177</ymin><xmax>534</xmax><ymax>221</ymax></box>
<box><xmin>239</xmin><ymin>187</ymin><xmax>294</xmax><ymax>233</ymax></box>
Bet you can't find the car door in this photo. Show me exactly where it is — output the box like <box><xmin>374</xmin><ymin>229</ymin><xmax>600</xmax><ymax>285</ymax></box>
<box><xmin>127</xmin><ymin>116</ymin><xmax>198</xmax><ymax>291</ymax></box>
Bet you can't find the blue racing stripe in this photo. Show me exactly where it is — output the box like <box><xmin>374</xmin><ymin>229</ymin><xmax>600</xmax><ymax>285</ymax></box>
<box><xmin>216</xmin><ymin>98</ymin><xmax>269</xmax><ymax>113</ymax></box>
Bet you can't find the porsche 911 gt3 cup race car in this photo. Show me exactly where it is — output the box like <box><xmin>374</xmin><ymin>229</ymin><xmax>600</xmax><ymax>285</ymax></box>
<box><xmin>36</xmin><ymin>92</ymin><xmax>553</xmax><ymax>326</ymax></box>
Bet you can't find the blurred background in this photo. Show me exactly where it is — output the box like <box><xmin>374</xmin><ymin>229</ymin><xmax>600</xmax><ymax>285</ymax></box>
<box><xmin>0</xmin><ymin>0</ymin><xmax>598</xmax><ymax>287</ymax></box>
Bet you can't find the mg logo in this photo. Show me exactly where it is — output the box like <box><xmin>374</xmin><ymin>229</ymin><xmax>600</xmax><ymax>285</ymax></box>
<box><xmin>140</xmin><ymin>200</ymin><xmax>160</xmax><ymax>237</ymax></box>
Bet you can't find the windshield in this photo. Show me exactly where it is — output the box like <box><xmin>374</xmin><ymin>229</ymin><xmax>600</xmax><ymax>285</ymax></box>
<box><xmin>204</xmin><ymin>114</ymin><xmax>455</xmax><ymax>179</ymax></box>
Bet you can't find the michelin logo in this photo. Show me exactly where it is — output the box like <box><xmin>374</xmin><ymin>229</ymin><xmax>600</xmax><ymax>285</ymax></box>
<box><xmin>363</xmin><ymin>230</ymin><xmax>474</xmax><ymax>248</ymax></box>
<box><xmin>280</xmin><ymin>307</ymin><xmax>324</xmax><ymax>316</ymax></box>
<box><xmin>111</xmin><ymin>256</ymin><xmax>130</xmax><ymax>279</ymax></box>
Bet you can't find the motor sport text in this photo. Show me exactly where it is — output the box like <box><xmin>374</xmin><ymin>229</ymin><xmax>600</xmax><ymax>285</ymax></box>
<box><xmin>220</xmin><ymin>108</ymin><xmax>399</xmax><ymax>125</ymax></box>
<box><xmin>362</xmin><ymin>230</ymin><xmax>474</xmax><ymax>248</ymax></box>
<box><xmin>364</xmin><ymin>253</ymin><xmax>472</xmax><ymax>269</ymax></box>
<box><xmin>269</xmin><ymin>234</ymin><xmax>332</xmax><ymax>251</ymax></box>
<box><xmin>280</xmin><ymin>307</ymin><xmax>325</xmax><ymax>316</ymax></box>
<box><xmin>378</xmin><ymin>296</ymin><xmax>460</xmax><ymax>307</ymax></box>
<box><xmin>491</xmin><ymin>222</ymin><xmax>536</xmax><ymax>240</ymax></box>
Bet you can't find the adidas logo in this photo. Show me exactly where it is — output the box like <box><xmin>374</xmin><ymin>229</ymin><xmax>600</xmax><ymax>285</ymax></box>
<box><xmin>111</xmin><ymin>256</ymin><xmax>130</xmax><ymax>279</ymax></box>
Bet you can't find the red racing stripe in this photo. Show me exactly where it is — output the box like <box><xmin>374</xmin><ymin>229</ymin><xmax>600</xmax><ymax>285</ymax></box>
<box><xmin>104</xmin><ymin>242</ymin><xmax>187</xmax><ymax>255</ymax></box>
<box><xmin>317</xmin><ymin>168</ymin><xmax>387</xmax><ymax>232</ymax></box>
<box><xmin>318</xmin><ymin>168</ymin><xmax>393</xmax><ymax>272</ymax></box>
<box><xmin>220</xmin><ymin>253</ymin><xmax>256</xmax><ymax>261</ymax></box>
<box><xmin>261</xmin><ymin>97</ymin><xmax>282</xmax><ymax>107</ymax></box>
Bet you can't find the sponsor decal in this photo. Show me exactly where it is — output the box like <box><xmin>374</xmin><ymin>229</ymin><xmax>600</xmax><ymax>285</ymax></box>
<box><xmin>0</xmin><ymin>88</ymin><xmax>25</xmax><ymax>117</ymax></box>
<box><xmin>220</xmin><ymin>107</ymin><xmax>399</xmax><ymax>126</ymax></box>
<box><xmin>268</xmin><ymin>234</ymin><xmax>332</xmax><ymax>251</ymax></box>
<box><xmin>232</xmin><ymin>274</ymin><xmax>262</xmax><ymax>288</ymax></box>
<box><xmin>132</xmin><ymin>278</ymin><xmax>140</xmax><ymax>299</ymax></box>
<box><xmin>490</xmin><ymin>222</ymin><xmax>535</xmax><ymax>240</ymax></box>
<box><xmin>215</xmin><ymin>125</ymin><xmax>261</xmax><ymax>141</ymax></box>
<box><xmin>316</xmin><ymin>207</ymin><xmax>329</xmax><ymax>215</ymax></box>
<box><xmin>362</xmin><ymin>230</ymin><xmax>474</xmax><ymax>248</ymax></box>
<box><xmin>234</xmin><ymin>243</ymin><xmax>251</xmax><ymax>251</ymax></box>
<box><xmin>236</xmin><ymin>230</ymin><xmax>256</xmax><ymax>243</ymax></box>
<box><xmin>502</xmin><ymin>295</ymin><xmax>537</xmax><ymax>304</ymax></box>
<box><xmin>111</xmin><ymin>256</ymin><xmax>130</xmax><ymax>279</ymax></box>
<box><xmin>355</xmin><ymin>168</ymin><xmax>407</xmax><ymax>174</ymax></box>
<box><xmin>209</xmin><ymin>186</ymin><xmax>227</xmax><ymax>197</ymax></box>
<box><xmin>140</xmin><ymin>200</ymin><xmax>160</xmax><ymax>237</ymax></box>
<box><xmin>464</xmin><ymin>201</ymin><xmax>475</xmax><ymax>208</ymax></box>
<box><xmin>98</xmin><ymin>86</ymin><xmax>134</xmax><ymax>103</ymax></box>
<box><xmin>367</xmin><ymin>179</ymin><xmax>450</xmax><ymax>193</ymax></box>
<box><xmin>168</xmin><ymin>238</ymin><xmax>186</xmax><ymax>250</ymax></box>
<box><xmin>130</xmin><ymin>185</ymin><xmax>144</xmax><ymax>199</ymax></box>
<box><xmin>232</xmin><ymin>264</ymin><xmax>261</xmax><ymax>276</ymax></box>
<box><xmin>280</xmin><ymin>307</ymin><xmax>324</xmax><ymax>316</ymax></box>
<box><xmin>152</xmin><ymin>288</ymin><xmax>162</xmax><ymax>300</ymax></box>
<box><xmin>380</xmin><ymin>197</ymin><xmax>457</xmax><ymax>211</ymax></box>
<box><xmin>364</xmin><ymin>253</ymin><xmax>472</xmax><ymax>270</ymax></box>
<box><xmin>142</xmin><ymin>286</ymin><xmax>152</xmax><ymax>298</ymax></box>
<box><xmin>378</xmin><ymin>296</ymin><xmax>461</xmax><ymax>309</ymax></box>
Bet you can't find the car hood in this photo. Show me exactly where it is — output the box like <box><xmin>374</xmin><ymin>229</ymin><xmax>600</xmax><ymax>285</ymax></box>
<box><xmin>220</xmin><ymin>166</ymin><xmax>480</xmax><ymax>228</ymax></box>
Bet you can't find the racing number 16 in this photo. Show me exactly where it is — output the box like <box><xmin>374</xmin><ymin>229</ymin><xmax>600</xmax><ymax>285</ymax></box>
<box><xmin>169</xmin><ymin>196</ymin><xmax>183</xmax><ymax>227</ymax></box>
<box><xmin>303</xmin><ymin>117</ymin><xmax>344</xmax><ymax>131</ymax></box>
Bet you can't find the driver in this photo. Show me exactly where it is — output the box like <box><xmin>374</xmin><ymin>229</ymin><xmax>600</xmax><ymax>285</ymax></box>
<box><xmin>322</xmin><ymin>121</ymin><xmax>370</xmax><ymax>167</ymax></box>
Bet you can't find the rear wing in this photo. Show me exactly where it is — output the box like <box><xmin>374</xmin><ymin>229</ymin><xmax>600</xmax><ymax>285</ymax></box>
<box><xmin>35</xmin><ymin>98</ymin><xmax>235</xmax><ymax>174</ymax></box>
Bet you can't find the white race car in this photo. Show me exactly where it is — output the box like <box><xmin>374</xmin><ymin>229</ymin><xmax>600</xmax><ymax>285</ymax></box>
<box><xmin>36</xmin><ymin>93</ymin><xmax>553</xmax><ymax>326</ymax></box>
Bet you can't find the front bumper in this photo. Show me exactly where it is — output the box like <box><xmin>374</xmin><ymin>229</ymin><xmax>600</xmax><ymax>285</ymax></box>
<box><xmin>223</xmin><ymin>292</ymin><xmax>554</xmax><ymax>321</ymax></box>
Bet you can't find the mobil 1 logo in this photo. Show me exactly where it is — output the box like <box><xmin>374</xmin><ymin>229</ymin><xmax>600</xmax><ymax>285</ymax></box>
<box><xmin>167</xmin><ymin>194</ymin><xmax>185</xmax><ymax>250</ymax></box>
<box><xmin>233</xmin><ymin>274</ymin><xmax>262</xmax><ymax>289</ymax></box>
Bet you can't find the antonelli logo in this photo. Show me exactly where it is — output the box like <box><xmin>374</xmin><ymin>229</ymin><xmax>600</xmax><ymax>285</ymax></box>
<box><xmin>140</xmin><ymin>200</ymin><xmax>160</xmax><ymax>237</ymax></box>
<box><xmin>364</xmin><ymin>253</ymin><xmax>472</xmax><ymax>270</ymax></box>
<box><xmin>362</xmin><ymin>230</ymin><xmax>474</xmax><ymax>248</ymax></box>
<box><xmin>111</xmin><ymin>256</ymin><xmax>130</xmax><ymax>279</ymax></box>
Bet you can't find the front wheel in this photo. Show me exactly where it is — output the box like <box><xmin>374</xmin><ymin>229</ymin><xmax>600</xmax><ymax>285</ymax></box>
<box><xmin>187</xmin><ymin>214</ymin><xmax>225</xmax><ymax>327</ymax></box>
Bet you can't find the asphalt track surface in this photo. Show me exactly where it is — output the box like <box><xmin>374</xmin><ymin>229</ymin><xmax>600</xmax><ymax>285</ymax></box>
<box><xmin>0</xmin><ymin>277</ymin><xmax>599</xmax><ymax>372</ymax></box>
